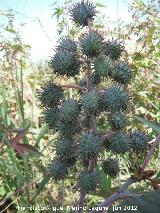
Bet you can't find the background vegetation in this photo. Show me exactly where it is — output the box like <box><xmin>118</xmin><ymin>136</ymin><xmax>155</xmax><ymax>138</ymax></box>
<box><xmin>0</xmin><ymin>0</ymin><xmax>160</xmax><ymax>212</ymax></box>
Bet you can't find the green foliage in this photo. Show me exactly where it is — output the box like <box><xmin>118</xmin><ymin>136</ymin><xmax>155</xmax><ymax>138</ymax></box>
<box><xmin>94</xmin><ymin>55</ymin><xmax>113</xmax><ymax>77</ymax></box>
<box><xmin>102</xmin><ymin>158</ymin><xmax>120</xmax><ymax>178</ymax></box>
<box><xmin>130</xmin><ymin>130</ymin><xmax>148</xmax><ymax>153</ymax></box>
<box><xmin>104</xmin><ymin>40</ymin><xmax>124</xmax><ymax>61</ymax></box>
<box><xmin>108</xmin><ymin>132</ymin><xmax>129</xmax><ymax>154</ymax></box>
<box><xmin>134</xmin><ymin>115</ymin><xmax>160</xmax><ymax>133</ymax></box>
<box><xmin>79</xmin><ymin>171</ymin><xmax>100</xmax><ymax>193</ymax></box>
<box><xmin>108</xmin><ymin>111</ymin><xmax>128</xmax><ymax>130</ymax></box>
<box><xmin>51</xmin><ymin>50</ymin><xmax>80</xmax><ymax>77</ymax></box>
<box><xmin>38</xmin><ymin>81</ymin><xmax>64</xmax><ymax>108</ymax></box>
<box><xmin>48</xmin><ymin>159</ymin><xmax>68</xmax><ymax>181</ymax></box>
<box><xmin>59</xmin><ymin>99</ymin><xmax>80</xmax><ymax>121</ymax></box>
<box><xmin>79</xmin><ymin>133</ymin><xmax>102</xmax><ymax>160</ymax></box>
<box><xmin>81</xmin><ymin>31</ymin><xmax>104</xmax><ymax>57</ymax></box>
<box><xmin>69</xmin><ymin>0</ymin><xmax>96</xmax><ymax>27</ymax></box>
<box><xmin>112</xmin><ymin>63</ymin><xmax>133</xmax><ymax>85</ymax></box>
<box><xmin>103</xmin><ymin>85</ymin><xmax>129</xmax><ymax>112</ymax></box>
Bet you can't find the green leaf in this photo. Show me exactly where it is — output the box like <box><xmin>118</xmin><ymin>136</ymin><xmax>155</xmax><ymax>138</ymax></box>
<box><xmin>134</xmin><ymin>115</ymin><xmax>160</xmax><ymax>133</ymax></box>
<box><xmin>95</xmin><ymin>166</ymin><xmax>113</xmax><ymax>198</ymax></box>
<box><xmin>35</xmin><ymin>125</ymin><xmax>48</xmax><ymax>147</ymax></box>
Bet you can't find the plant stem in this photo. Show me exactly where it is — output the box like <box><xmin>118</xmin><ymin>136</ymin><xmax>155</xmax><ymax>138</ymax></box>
<box><xmin>140</xmin><ymin>134</ymin><xmax>160</xmax><ymax>171</ymax></box>
<box><xmin>76</xmin><ymin>18</ymin><xmax>96</xmax><ymax>213</ymax></box>
<box><xmin>60</xmin><ymin>84</ymin><xmax>87</xmax><ymax>92</ymax></box>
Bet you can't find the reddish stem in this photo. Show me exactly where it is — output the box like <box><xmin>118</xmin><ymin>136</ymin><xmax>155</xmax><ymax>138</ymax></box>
<box><xmin>60</xmin><ymin>84</ymin><xmax>87</xmax><ymax>92</ymax></box>
<box><xmin>140</xmin><ymin>134</ymin><xmax>160</xmax><ymax>171</ymax></box>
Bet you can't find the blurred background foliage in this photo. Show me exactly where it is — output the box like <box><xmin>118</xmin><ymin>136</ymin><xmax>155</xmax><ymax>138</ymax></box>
<box><xmin>0</xmin><ymin>0</ymin><xmax>160</xmax><ymax>212</ymax></box>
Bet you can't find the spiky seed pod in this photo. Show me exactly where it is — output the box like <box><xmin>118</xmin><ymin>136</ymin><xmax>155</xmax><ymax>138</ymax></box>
<box><xmin>130</xmin><ymin>131</ymin><xmax>148</xmax><ymax>153</ymax></box>
<box><xmin>94</xmin><ymin>55</ymin><xmax>114</xmax><ymax>77</ymax></box>
<box><xmin>81</xmin><ymin>90</ymin><xmax>100</xmax><ymax>114</ymax></box>
<box><xmin>102</xmin><ymin>158</ymin><xmax>120</xmax><ymax>178</ymax></box>
<box><xmin>79</xmin><ymin>133</ymin><xmax>102</xmax><ymax>160</ymax></box>
<box><xmin>48</xmin><ymin>159</ymin><xmax>68</xmax><ymax>181</ymax></box>
<box><xmin>103</xmin><ymin>85</ymin><xmax>129</xmax><ymax>112</ymax></box>
<box><xmin>79</xmin><ymin>171</ymin><xmax>100</xmax><ymax>193</ymax></box>
<box><xmin>108</xmin><ymin>111</ymin><xmax>128</xmax><ymax>131</ymax></box>
<box><xmin>50</xmin><ymin>50</ymin><xmax>80</xmax><ymax>77</ymax></box>
<box><xmin>69</xmin><ymin>0</ymin><xmax>96</xmax><ymax>27</ymax></box>
<box><xmin>57</xmin><ymin>119</ymin><xmax>81</xmax><ymax>139</ymax></box>
<box><xmin>104</xmin><ymin>40</ymin><xmax>124</xmax><ymax>61</ymax></box>
<box><xmin>112</xmin><ymin>63</ymin><xmax>133</xmax><ymax>85</ymax></box>
<box><xmin>43</xmin><ymin>108</ymin><xmax>59</xmax><ymax>129</ymax></box>
<box><xmin>56</xmin><ymin>139</ymin><xmax>75</xmax><ymax>160</ymax></box>
<box><xmin>56</xmin><ymin>37</ymin><xmax>77</xmax><ymax>52</ymax></box>
<box><xmin>59</xmin><ymin>99</ymin><xmax>80</xmax><ymax>121</ymax></box>
<box><xmin>81</xmin><ymin>31</ymin><xmax>104</xmax><ymax>58</ymax></box>
<box><xmin>108</xmin><ymin>132</ymin><xmax>129</xmax><ymax>154</ymax></box>
<box><xmin>38</xmin><ymin>82</ymin><xmax>63</xmax><ymax>108</ymax></box>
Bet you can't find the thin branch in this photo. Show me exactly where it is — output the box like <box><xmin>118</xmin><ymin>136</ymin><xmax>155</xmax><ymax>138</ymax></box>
<box><xmin>60</xmin><ymin>84</ymin><xmax>87</xmax><ymax>92</ymax></box>
<box><xmin>140</xmin><ymin>134</ymin><xmax>160</xmax><ymax>172</ymax></box>
<box><xmin>89</xmin><ymin>179</ymin><xmax>136</xmax><ymax>213</ymax></box>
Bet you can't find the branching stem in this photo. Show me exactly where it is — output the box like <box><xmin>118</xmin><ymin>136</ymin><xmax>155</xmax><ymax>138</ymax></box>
<box><xmin>89</xmin><ymin>134</ymin><xmax>160</xmax><ymax>213</ymax></box>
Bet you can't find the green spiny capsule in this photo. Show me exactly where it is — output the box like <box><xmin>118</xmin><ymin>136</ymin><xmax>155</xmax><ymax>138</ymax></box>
<box><xmin>80</xmin><ymin>132</ymin><xmax>102</xmax><ymax>160</ymax></box>
<box><xmin>57</xmin><ymin>119</ymin><xmax>81</xmax><ymax>139</ymax></box>
<box><xmin>50</xmin><ymin>50</ymin><xmax>80</xmax><ymax>77</ymax></box>
<box><xmin>81</xmin><ymin>90</ymin><xmax>100</xmax><ymax>114</ymax></box>
<box><xmin>102</xmin><ymin>158</ymin><xmax>120</xmax><ymax>178</ymax></box>
<box><xmin>59</xmin><ymin>99</ymin><xmax>80</xmax><ymax>121</ymax></box>
<box><xmin>104</xmin><ymin>40</ymin><xmax>124</xmax><ymax>61</ymax></box>
<box><xmin>108</xmin><ymin>132</ymin><xmax>129</xmax><ymax>154</ymax></box>
<box><xmin>94</xmin><ymin>55</ymin><xmax>114</xmax><ymax>77</ymax></box>
<box><xmin>81</xmin><ymin>31</ymin><xmax>104</xmax><ymax>58</ymax></box>
<box><xmin>43</xmin><ymin>108</ymin><xmax>59</xmax><ymax>129</ymax></box>
<box><xmin>56</xmin><ymin>37</ymin><xmax>77</xmax><ymax>52</ymax></box>
<box><xmin>69</xmin><ymin>0</ymin><xmax>96</xmax><ymax>27</ymax></box>
<box><xmin>112</xmin><ymin>63</ymin><xmax>133</xmax><ymax>85</ymax></box>
<box><xmin>103</xmin><ymin>85</ymin><xmax>129</xmax><ymax>112</ymax></box>
<box><xmin>48</xmin><ymin>159</ymin><xmax>68</xmax><ymax>181</ymax></box>
<box><xmin>79</xmin><ymin>170</ymin><xmax>100</xmax><ymax>193</ymax></box>
<box><xmin>56</xmin><ymin>139</ymin><xmax>76</xmax><ymax>160</ymax></box>
<box><xmin>130</xmin><ymin>130</ymin><xmax>148</xmax><ymax>153</ymax></box>
<box><xmin>38</xmin><ymin>81</ymin><xmax>63</xmax><ymax>108</ymax></box>
<box><xmin>108</xmin><ymin>111</ymin><xmax>128</xmax><ymax>130</ymax></box>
